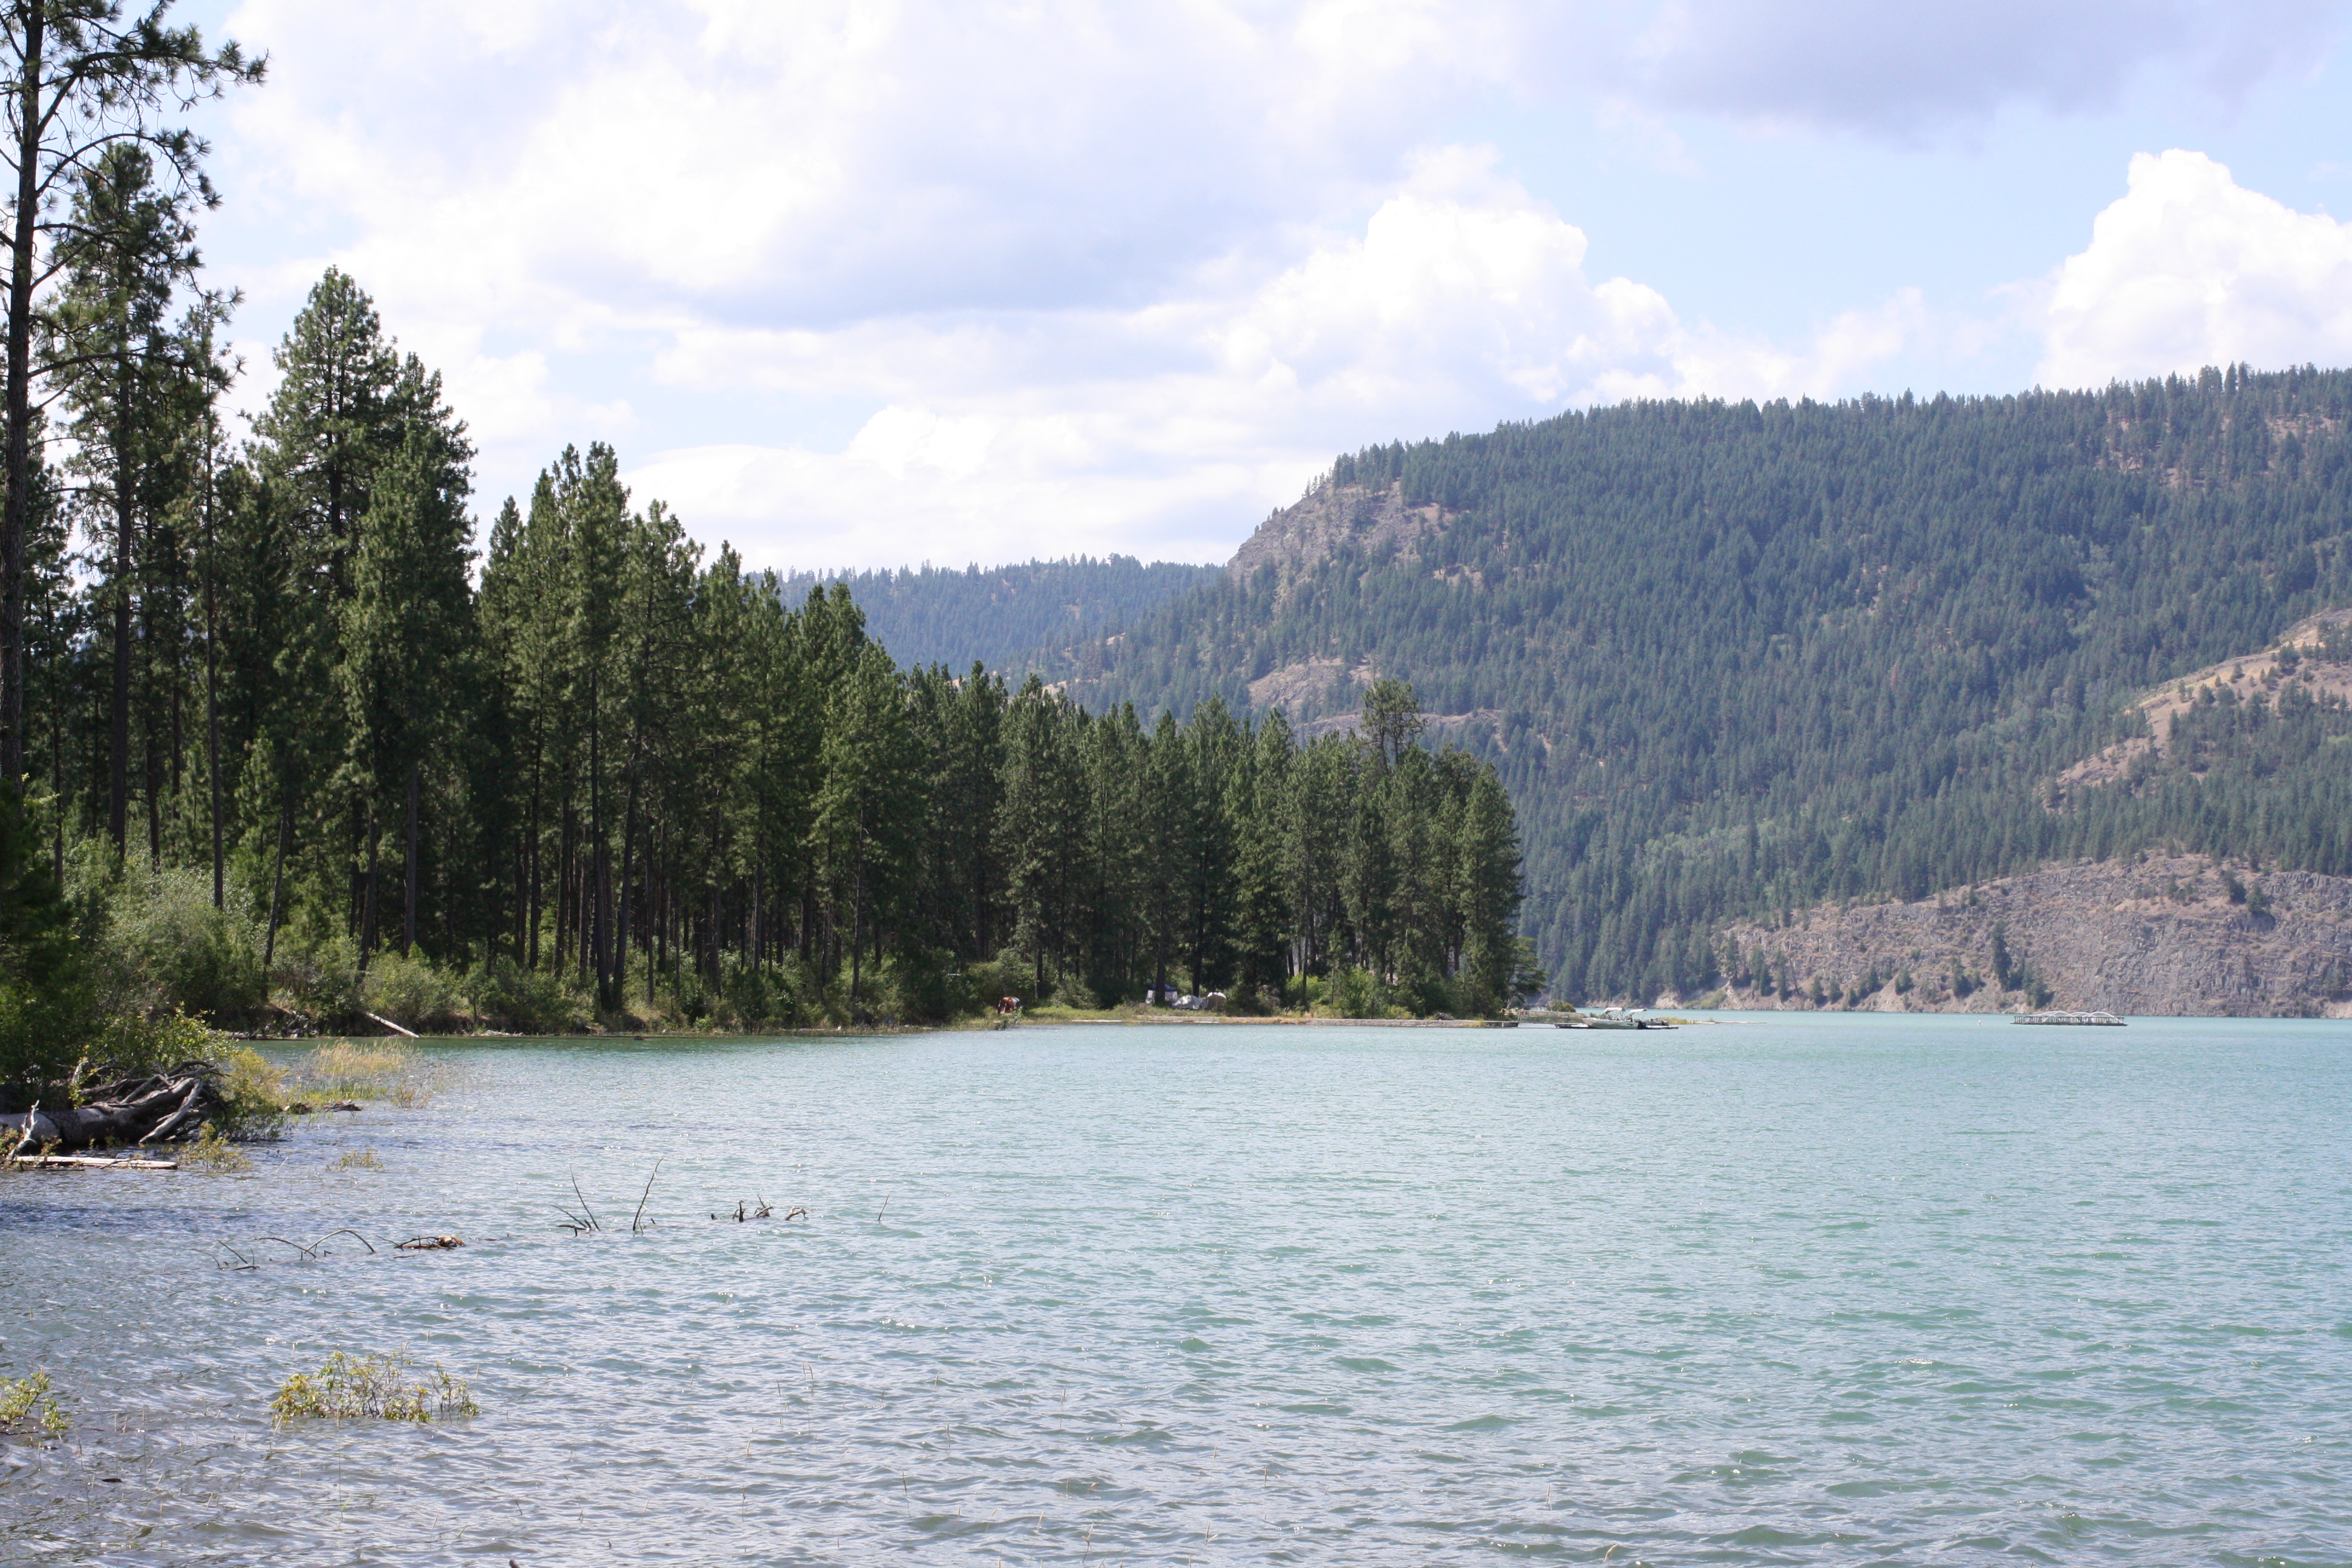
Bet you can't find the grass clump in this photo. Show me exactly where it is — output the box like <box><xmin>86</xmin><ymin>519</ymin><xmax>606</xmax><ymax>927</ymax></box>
<box><xmin>270</xmin><ymin>1351</ymin><xmax>476</xmax><ymax>1425</ymax></box>
<box><xmin>285</xmin><ymin>1040</ymin><xmax>458</xmax><ymax>1108</ymax></box>
<box><xmin>330</xmin><ymin>1148</ymin><xmax>382</xmax><ymax>1171</ymax></box>
<box><xmin>180</xmin><ymin>1125</ymin><xmax>253</xmax><ymax>1172</ymax></box>
<box><xmin>0</xmin><ymin>1372</ymin><xmax>68</xmax><ymax>1442</ymax></box>
<box><xmin>215</xmin><ymin>1045</ymin><xmax>290</xmax><ymax>1140</ymax></box>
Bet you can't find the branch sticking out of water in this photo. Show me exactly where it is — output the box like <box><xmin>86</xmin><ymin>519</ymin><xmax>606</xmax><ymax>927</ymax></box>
<box><xmin>632</xmin><ymin>1158</ymin><xmax>664</xmax><ymax>1234</ymax></box>
<box><xmin>555</xmin><ymin>1171</ymin><xmax>603</xmax><ymax>1233</ymax></box>
<box><xmin>255</xmin><ymin>1229</ymin><xmax>377</xmax><ymax>1261</ymax></box>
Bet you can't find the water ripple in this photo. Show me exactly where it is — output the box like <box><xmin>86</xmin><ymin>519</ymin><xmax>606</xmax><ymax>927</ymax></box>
<box><xmin>4</xmin><ymin>1013</ymin><xmax>2350</xmax><ymax>1564</ymax></box>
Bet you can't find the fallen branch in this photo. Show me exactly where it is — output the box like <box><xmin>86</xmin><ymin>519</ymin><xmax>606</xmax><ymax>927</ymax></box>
<box><xmin>8</xmin><ymin>1154</ymin><xmax>178</xmax><ymax>1171</ymax></box>
<box><xmin>257</xmin><ymin>1229</ymin><xmax>379</xmax><ymax>1260</ymax></box>
<box><xmin>1</xmin><ymin>1064</ymin><xmax>224</xmax><ymax>1150</ymax></box>
<box><xmin>362</xmin><ymin>1011</ymin><xmax>420</xmax><ymax>1039</ymax></box>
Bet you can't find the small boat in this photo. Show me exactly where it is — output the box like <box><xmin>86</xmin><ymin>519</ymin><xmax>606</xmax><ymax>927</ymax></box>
<box><xmin>2011</xmin><ymin>1010</ymin><xmax>2125</xmax><ymax>1026</ymax></box>
<box><xmin>1557</xmin><ymin>1007</ymin><xmax>1674</xmax><ymax>1031</ymax></box>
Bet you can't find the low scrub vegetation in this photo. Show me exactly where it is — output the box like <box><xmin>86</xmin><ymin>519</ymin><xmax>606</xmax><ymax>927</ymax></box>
<box><xmin>179</xmin><ymin>1126</ymin><xmax>254</xmax><ymax>1172</ymax></box>
<box><xmin>0</xmin><ymin>1373</ymin><xmax>68</xmax><ymax>1442</ymax></box>
<box><xmin>270</xmin><ymin>1352</ymin><xmax>476</xmax><ymax>1424</ymax></box>
<box><xmin>283</xmin><ymin>1040</ymin><xmax>458</xmax><ymax>1109</ymax></box>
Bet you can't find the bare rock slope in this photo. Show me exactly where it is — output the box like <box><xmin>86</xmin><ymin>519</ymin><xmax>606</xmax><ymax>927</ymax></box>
<box><xmin>1711</xmin><ymin>855</ymin><xmax>2352</xmax><ymax>1017</ymax></box>
<box><xmin>1227</xmin><ymin>479</ymin><xmax>1452</xmax><ymax>592</ymax></box>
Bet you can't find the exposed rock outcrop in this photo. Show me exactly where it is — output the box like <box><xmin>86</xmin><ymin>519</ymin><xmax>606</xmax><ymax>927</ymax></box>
<box><xmin>1227</xmin><ymin>479</ymin><xmax>1452</xmax><ymax>594</ymax></box>
<box><xmin>1710</xmin><ymin>854</ymin><xmax>2352</xmax><ymax>1018</ymax></box>
<box><xmin>2055</xmin><ymin>608</ymin><xmax>2352</xmax><ymax>795</ymax></box>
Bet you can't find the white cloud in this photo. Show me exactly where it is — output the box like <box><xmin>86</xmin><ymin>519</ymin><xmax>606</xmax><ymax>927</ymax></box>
<box><xmin>1610</xmin><ymin>0</ymin><xmax>2347</xmax><ymax>140</ymax></box>
<box><xmin>2037</xmin><ymin>150</ymin><xmax>2352</xmax><ymax>388</ymax></box>
<box><xmin>628</xmin><ymin>153</ymin><xmax>1927</xmax><ymax>569</ymax></box>
<box><xmin>192</xmin><ymin>1</ymin><xmax>2290</xmax><ymax>570</ymax></box>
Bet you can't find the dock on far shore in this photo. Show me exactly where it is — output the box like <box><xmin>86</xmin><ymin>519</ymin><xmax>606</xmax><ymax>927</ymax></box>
<box><xmin>2011</xmin><ymin>1010</ymin><xmax>2127</xmax><ymax>1026</ymax></box>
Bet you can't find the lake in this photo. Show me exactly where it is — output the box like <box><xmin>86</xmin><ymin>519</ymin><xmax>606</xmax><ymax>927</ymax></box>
<box><xmin>4</xmin><ymin>1013</ymin><xmax>2350</xmax><ymax>1564</ymax></box>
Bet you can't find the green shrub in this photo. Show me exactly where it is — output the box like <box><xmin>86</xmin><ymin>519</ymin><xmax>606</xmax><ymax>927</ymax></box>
<box><xmin>961</xmin><ymin>955</ymin><xmax>1029</xmax><ymax>1014</ymax></box>
<box><xmin>362</xmin><ymin>951</ymin><xmax>466</xmax><ymax>1031</ymax></box>
<box><xmin>82</xmin><ymin>1005</ymin><xmax>219</xmax><ymax>1083</ymax></box>
<box><xmin>0</xmin><ymin>978</ymin><xmax>94</xmax><ymax>1108</ymax></box>
<box><xmin>1047</xmin><ymin>976</ymin><xmax>1100</xmax><ymax>1012</ymax></box>
<box><xmin>1324</xmin><ymin>967</ymin><xmax>1402</xmax><ymax>1019</ymax></box>
<box><xmin>719</xmin><ymin>961</ymin><xmax>795</xmax><ymax>1028</ymax></box>
<box><xmin>180</xmin><ymin>1125</ymin><xmax>253</xmax><ymax>1171</ymax></box>
<box><xmin>1398</xmin><ymin>962</ymin><xmax>1459</xmax><ymax>1018</ymax></box>
<box><xmin>90</xmin><ymin>865</ymin><xmax>265</xmax><ymax>1024</ymax></box>
<box><xmin>466</xmin><ymin>956</ymin><xmax>584</xmax><ymax>1034</ymax></box>
<box><xmin>214</xmin><ymin>1045</ymin><xmax>290</xmax><ymax>1140</ymax></box>
<box><xmin>276</xmin><ymin>932</ymin><xmax>361</xmax><ymax>1020</ymax></box>
<box><xmin>880</xmin><ymin>947</ymin><xmax>958</xmax><ymax>1023</ymax></box>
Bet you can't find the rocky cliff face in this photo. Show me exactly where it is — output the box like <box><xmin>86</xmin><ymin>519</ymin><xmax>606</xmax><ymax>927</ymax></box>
<box><xmin>1707</xmin><ymin>854</ymin><xmax>2352</xmax><ymax>1017</ymax></box>
<box><xmin>1227</xmin><ymin>479</ymin><xmax>1452</xmax><ymax>593</ymax></box>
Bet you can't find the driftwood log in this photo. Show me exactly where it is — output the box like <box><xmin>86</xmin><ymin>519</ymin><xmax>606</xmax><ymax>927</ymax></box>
<box><xmin>2</xmin><ymin>1062</ymin><xmax>224</xmax><ymax>1152</ymax></box>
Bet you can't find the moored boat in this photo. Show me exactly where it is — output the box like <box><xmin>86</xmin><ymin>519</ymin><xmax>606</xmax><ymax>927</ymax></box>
<box><xmin>1557</xmin><ymin>1007</ymin><xmax>1674</xmax><ymax>1031</ymax></box>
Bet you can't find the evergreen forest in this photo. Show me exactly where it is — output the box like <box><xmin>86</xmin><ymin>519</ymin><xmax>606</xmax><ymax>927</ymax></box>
<box><xmin>0</xmin><ymin>249</ymin><xmax>1533</xmax><ymax>1092</ymax></box>
<box><xmin>1059</xmin><ymin>374</ymin><xmax>2352</xmax><ymax>1001</ymax></box>
<box><xmin>777</xmin><ymin>558</ymin><xmax>1220</xmax><ymax>677</ymax></box>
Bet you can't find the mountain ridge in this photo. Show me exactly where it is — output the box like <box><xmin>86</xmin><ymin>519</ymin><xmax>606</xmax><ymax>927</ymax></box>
<box><xmin>1035</xmin><ymin>368</ymin><xmax>2352</xmax><ymax>1010</ymax></box>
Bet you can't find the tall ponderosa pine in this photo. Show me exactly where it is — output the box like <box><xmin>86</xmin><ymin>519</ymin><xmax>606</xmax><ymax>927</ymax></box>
<box><xmin>1</xmin><ymin>0</ymin><xmax>256</xmax><ymax>795</ymax></box>
<box><xmin>47</xmin><ymin>142</ymin><xmax>209</xmax><ymax>857</ymax></box>
<box><xmin>245</xmin><ymin>269</ymin><xmax>471</xmax><ymax>962</ymax></box>
<box><xmin>338</xmin><ymin>428</ymin><xmax>473</xmax><ymax>962</ymax></box>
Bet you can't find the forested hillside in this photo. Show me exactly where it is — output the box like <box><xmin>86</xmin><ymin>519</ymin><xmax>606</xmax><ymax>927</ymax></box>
<box><xmin>777</xmin><ymin>558</ymin><xmax>1220</xmax><ymax>675</ymax></box>
<box><xmin>1054</xmin><ymin>370</ymin><xmax>2352</xmax><ymax>1002</ymax></box>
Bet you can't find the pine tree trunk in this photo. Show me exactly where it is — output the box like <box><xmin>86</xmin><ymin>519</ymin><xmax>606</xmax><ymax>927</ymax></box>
<box><xmin>554</xmin><ymin>808</ymin><xmax>573</xmax><ymax>975</ymax></box>
<box><xmin>142</xmin><ymin>581</ymin><xmax>162</xmax><ymax>868</ymax></box>
<box><xmin>524</xmin><ymin>742</ymin><xmax>543</xmax><ymax>967</ymax></box>
<box><xmin>360</xmin><ymin>805</ymin><xmax>381</xmax><ymax>969</ymax></box>
<box><xmin>109</xmin><ymin>417</ymin><xmax>134</xmax><ymax>854</ymax></box>
<box><xmin>588</xmin><ymin>676</ymin><xmax>604</xmax><ymax>998</ymax></box>
<box><xmin>263</xmin><ymin>789</ymin><xmax>291</xmax><ymax>973</ymax></box>
<box><xmin>849</xmin><ymin>842</ymin><xmax>866</xmax><ymax>1007</ymax></box>
<box><xmin>204</xmin><ymin>492</ymin><xmax>223</xmax><ymax>910</ymax></box>
<box><xmin>403</xmin><ymin>760</ymin><xmax>419</xmax><ymax>956</ymax></box>
<box><xmin>610</xmin><ymin>760</ymin><xmax>639</xmax><ymax>1013</ymax></box>
<box><xmin>0</xmin><ymin>5</ymin><xmax>46</xmax><ymax>798</ymax></box>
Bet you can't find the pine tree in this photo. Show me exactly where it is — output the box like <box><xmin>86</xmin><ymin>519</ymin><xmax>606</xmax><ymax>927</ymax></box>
<box><xmin>47</xmin><ymin>143</ymin><xmax>206</xmax><ymax>855</ymax></box>
<box><xmin>1</xmin><ymin>1</ymin><xmax>258</xmax><ymax>795</ymax></box>
<box><xmin>814</xmin><ymin>644</ymin><xmax>921</xmax><ymax>1010</ymax></box>
<box><xmin>336</xmin><ymin>428</ymin><xmax>473</xmax><ymax>964</ymax></box>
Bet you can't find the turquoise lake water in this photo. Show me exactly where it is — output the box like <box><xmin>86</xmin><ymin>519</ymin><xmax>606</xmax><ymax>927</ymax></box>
<box><xmin>4</xmin><ymin>1013</ymin><xmax>2350</xmax><ymax>1564</ymax></box>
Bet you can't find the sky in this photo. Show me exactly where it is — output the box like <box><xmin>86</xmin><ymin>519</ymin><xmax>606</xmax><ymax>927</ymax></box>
<box><xmin>170</xmin><ymin>0</ymin><xmax>2352</xmax><ymax>571</ymax></box>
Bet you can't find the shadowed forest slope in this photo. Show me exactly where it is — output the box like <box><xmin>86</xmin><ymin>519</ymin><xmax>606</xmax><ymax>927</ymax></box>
<box><xmin>1044</xmin><ymin>367</ymin><xmax>2352</xmax><ymax>1004</ymax></box>
<box><xmin>778</xmin><ymin>558</ymin><xmax>1221</xmax><ymax>676</ymax></box>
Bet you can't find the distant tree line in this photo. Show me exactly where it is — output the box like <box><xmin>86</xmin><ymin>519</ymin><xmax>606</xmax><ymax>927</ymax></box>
<box><xmin>0</xmin><ymin>247</ymin><xmax>1533</xmax><ymax>1089</ymax></box>
<box><xmin>1057</xmin><ymin>370</ymin><xmax>2352</xmax><ymax>1002</ymax></box>
<box><xmin>777</xmin><ymin>557</ymin><xmax>1221</xmax><ymax>678</ymax></box>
